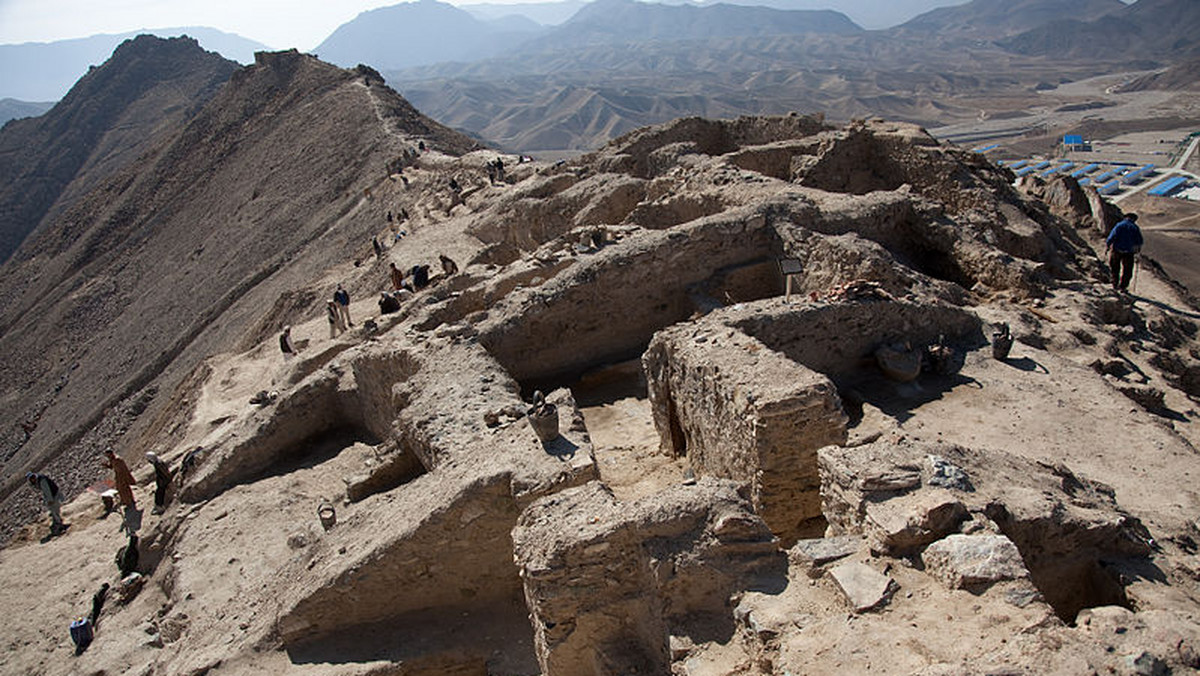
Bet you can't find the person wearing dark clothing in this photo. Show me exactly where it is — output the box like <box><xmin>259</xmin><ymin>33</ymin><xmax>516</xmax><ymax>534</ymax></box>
<box><xmin>412</xmin><ymin>264</ymin><xmax>430</xmax><ymax>290</ymax></box>
<box><xmin>334</xmin><ymin>284</ymin><xmax>353</xmax><ymax>327</ymax></box>
<box><xmin>372</xmin><ymin>236</ymin><xmax>383</xmax><ymax>258</ymax></box>
<box><xmin>116</xmin><ymin>534</ymin><xmax>139</xmax><ymax>577</ymax></box>
<box><xmin>145</xmin><ymin>453</ymin><xmax>173</xmax><ymax>514</ymax></box>
<box><xmin>439</xmin><ymin>254</ymin><xmax>458</xmax><ymax>276</ymax></box>
<box><xmin>27</xmin><ymin>472</ymin><xmax>64</xmax><ymax>533</ymax></box>
<box><xmin>379</xmin><ymin>292</ymin><xmax>401</xmax><ymax>314</ymax></box>
<box><xmin>90</xmin><ymin>583</ymin><xmax>110</xmax><ymax>628</ymax></box>
<box><xmin>1106</xmin><ymin>213</ymin><xmax>1143</xmax><ymax>292</ymax></box>
<box><xmin>280</xmin><ymin>326</ymin><xmax>296</xmax><ymax>358</ymax></box>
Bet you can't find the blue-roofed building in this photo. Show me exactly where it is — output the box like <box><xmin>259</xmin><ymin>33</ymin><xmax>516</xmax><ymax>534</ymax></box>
<box><xmin>1015</xmin><ymin>166</ymin><xmax>1036</xmax><ymax>177</ymax></box>
<box><xmin>1094</xmin><ymin>168</ymin><xmax>1122</xmax><ymax>183</ymax></box>
<box><xmin>1032</xmin><ymin>160</ymin><xmax>1051</xmax><ymax>170</ymax></box>
<box><xmin>1148</xmin><ymin>176</ymin><xmax>1189</xmax><ymax>196</ymax></box>
<box><xmin>1098</xmin><ymin>180</ymin><xmax>1121</xmax><ymax>195</ymax></box>
<box><xmin>1121</xmin><ymin>164</ymin><xmax>1155</xmax><ymax>185</ymax></box>
<box><xmin>972</xmin><ymin>144</ymin><xmax>1000</xmax><ymax>153</ymax></box>
<box><xmin>1040</xmin><ymin>162</ymin><xmax>1074</xmax><ymax>177</ymax></box>
<box><xmin>1063</xmin><ymin>134</ymin><xmax>1090</xmax><ymax>151</ymax></box>
<box><xmin>1008</xmin><ymin>160</ymin><xmax>1028</xmax><ymax>170</ymax></box>
<box><xmin>1079</xmin><ymin>178</ymin><xmax>1091</xmax><ymax>186</ymax></box>
<box><xmin>1070</xmin><ymin>163</ymin><xmax>1099</xmax><ymax>178</ymax></box>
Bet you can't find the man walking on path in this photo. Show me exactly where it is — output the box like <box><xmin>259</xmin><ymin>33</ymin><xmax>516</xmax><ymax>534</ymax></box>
<box><xmin>334</xmin><ymin>284</ymin><xmax>353</xmax><ymax>327</ymax></box>
<box><xmin>27</xmin><ymin>472</ymin><xmax>65</xmax><ymax>533</ymax></box>
<box><xmin>1106</xmin><ymin>213</ymin><xmax>1143</xmax><ymax>292</ymax></box>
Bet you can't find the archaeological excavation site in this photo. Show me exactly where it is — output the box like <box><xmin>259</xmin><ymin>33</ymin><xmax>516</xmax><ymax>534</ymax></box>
<box><xmin>6</xmin><ymin>104</ymin><xmax>1200</xmax><ymax>676</ymax></box>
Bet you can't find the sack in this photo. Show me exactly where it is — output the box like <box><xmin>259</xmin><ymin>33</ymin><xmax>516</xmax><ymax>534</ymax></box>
<box><xmin>70</xmin><ymin>618</ymin><xmax>93</xmax><ymax>649</ymax></box>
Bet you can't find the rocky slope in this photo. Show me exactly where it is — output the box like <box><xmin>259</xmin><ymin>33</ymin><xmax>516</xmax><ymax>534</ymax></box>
<box><xmin>3</xmin><ymin>103</ymin><xmax>1199</xmax><ymax>676</ymax></box>
<box><xmin>0</xmin><ymin>35</ymin><xmax>238</xmax><ymax>264</ymax></box>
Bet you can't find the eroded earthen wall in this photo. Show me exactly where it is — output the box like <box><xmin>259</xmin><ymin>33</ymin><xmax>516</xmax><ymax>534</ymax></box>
<box><xmin>512</xmin><ymin>480</ymin><xmax>781</xmax><ymax>676</ymax></box>
<box><xmin>731</xmin><ymin>298</ymin><xmax>983</xmax><ymax>379</ymax></box>
<box><xmin>643</xmin><ymin>326</ymin><xmax>847</xmax><ymax>543</ymax></box>
<box><xmin>478</xmin><ymin>207</ymin><xmax>780</xmax><ymax>383</ymax></box>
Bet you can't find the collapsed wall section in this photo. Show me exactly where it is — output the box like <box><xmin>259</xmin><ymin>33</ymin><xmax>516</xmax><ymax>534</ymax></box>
<box><xmin>818</xmin><ymin>439</ymin><xmax>1154</xmax><ymax>623</ymax></box>
<box><xmin>512</xmin><ymin>480</ymin><xmax>782</xmax><ymax>676</ymax></box>
<box><xmin>590</xmin><ymin>114</ymin><xmax>830</xmax><ymax>179</ymax></box>
<box><xmin>467</xmin><ymin>173</ymin><xmax>646</xmax><ymax>266</ymax></box>
<box><xmin>477</xmin><ymin>206</ymin><xmax>781</xmax><ymax>384</ymax></box>
<box><xmin>644</xmin><ymin>324</ymin><xmax>848</xmax><ymax>544</ymax></box>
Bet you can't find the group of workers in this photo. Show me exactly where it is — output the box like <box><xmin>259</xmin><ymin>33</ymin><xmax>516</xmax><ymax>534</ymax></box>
<box><xmin>28</xmin><ymin>448</ymin><xmax>176</xmax><ymax>537</ymax></box>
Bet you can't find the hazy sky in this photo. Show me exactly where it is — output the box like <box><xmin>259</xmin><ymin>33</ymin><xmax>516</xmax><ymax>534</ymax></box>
<box><xmin>0</xmin><ymin>0</ymin><xmax>463</xmax><ymax>50</ymax></box>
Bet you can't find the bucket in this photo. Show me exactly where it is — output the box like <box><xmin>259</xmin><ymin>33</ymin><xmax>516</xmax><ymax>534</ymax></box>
<box><xmin>70</xmin><ymin>618</ymin><xmax>93</xmax><ymax>650</ymax></box>
<box><xmin>317</xmin><ymin>501</ymin><xmax>336</xmax><ymax>531</ymax></box>
<box><xmin>529</xmin><ymin>404</ymin><xmax>560</xmax><ymax>443</ymax></box>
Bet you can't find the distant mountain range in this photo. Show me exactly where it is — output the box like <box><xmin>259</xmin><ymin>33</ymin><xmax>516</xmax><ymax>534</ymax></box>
<box><xmin>1</xmin><ymin>0</ymin><xmax>1194</xmax><ymax>154</ymax></box>
<box><xmin>0</xmin><ymin>99</ymin><xmax>53</xmax><ymax>125</ymax></box>
<box><xmin>0</xmin><ymin>27</ymin><xmax>266</xmax><ymax>102</ymax></box>
<box><xmin>313</xmin><ymin>1</ymin><xmax>543</xmax><ymax>71</ymax></box>
<box><xmin>1000</xmin><ymin>0</ymin><xmax>1200</xmax><ymax>59</ymax></box>
<box><xmin>896</xmin><ymin>0</ymin><xmax>1126</xmax><ymax>39</ymax></box>
<box><xmin>528</xmin><ymin>0</ymin><xmax>861</xmax><ymax>49</ymax></box>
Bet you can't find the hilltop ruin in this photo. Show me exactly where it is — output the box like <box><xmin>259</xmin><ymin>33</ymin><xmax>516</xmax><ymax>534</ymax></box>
<box><xmin>3</xmin><ymin>72</ymin><xmax>1200</xmax><ymax>676</ymax></box>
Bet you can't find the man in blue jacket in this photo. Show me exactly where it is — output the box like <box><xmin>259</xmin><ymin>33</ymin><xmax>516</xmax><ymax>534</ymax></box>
<box><xmin>1106</xmin><ymin>213</ymin><xmax>1143</xmax><ymax>292</ymax></box>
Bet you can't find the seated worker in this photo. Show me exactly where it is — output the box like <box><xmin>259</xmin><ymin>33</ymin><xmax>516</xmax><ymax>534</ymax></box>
<box><xmin>378</xmin><ymin>292</ymin><xmax>401</xmax><ymax>315</ymax></box>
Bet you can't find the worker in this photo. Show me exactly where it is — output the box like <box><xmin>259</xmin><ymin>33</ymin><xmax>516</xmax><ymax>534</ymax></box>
<box><xmin>26</xmin><ymin>472</ymin><xmax>65</xmax><ymax>534</ymax></box>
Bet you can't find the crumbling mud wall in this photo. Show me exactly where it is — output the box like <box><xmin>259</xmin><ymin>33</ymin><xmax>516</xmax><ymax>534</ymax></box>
<box><xmin>180</xmin><ymin>368</ymin><xmax>368</xmax><ymax>503</ymax></box>
<box><xmin>477</xmin><ymin>206</ymin><xmax>781</xmax><ymax>384</ymax></box>
<box><xmin>730</xmin><ymin>298</ymin><xmax>983</xmax><ymax>379</ymax></box>
<box><xmin>644</xmin><ymin>325</ymin><xmax>848</xmax><ymax>543</ymax></box>
<box><xmin>467</xmin><ymin>173</ymin><xmax>646</xmax><ymax>266</ymax></box>
<box><xmin>588</xmin><ymin>114</ymin><xmax>831</xmax><ymax>179</ymax></box>
<box><xmin>277</xmin><ymin>468</ymin><xmax>525</xmax><ymax>646</ymax></box>
<box><xmin>512</xmin><ymin>480</ymin><xmax>782</xmax><ymax>676</ymax></box>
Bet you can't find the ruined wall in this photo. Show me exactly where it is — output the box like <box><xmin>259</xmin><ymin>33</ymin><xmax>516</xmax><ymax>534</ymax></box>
<box><xmin>466</xmin><ymin>173</ymin><xmax>646</xmax><ymax>265</ymax></box>
<box><xmin>724</xmin><ymin>138</ymin><xmax>824</xmax><ymax>181</ymax></box>
<box><xmin>512</xmin><ymin>480</ymin><xmax>781</xmax><ymax>676</ymax></box>
<box><xmin>349</xmin><ymin>345</ymin><xmax>420</xmax><ymax>441</ymax></box>
<box><xmin>477</xmin><ymin>206</ymin><xmax>780</xmax><ymax>384</ymax></box>
<box><xmin>590</xmin><ymin>114</ymin><xmax>830</xmax><ymax>179</ymax></box>
<box><xmin>180</xmin><ymin>370</ymin><xmax>362</xmax><ymax>502</ymax></box>
<box><xmin>730</xmin><ymin>298</ymin><xmax>983</xmax><ymax>379</ymax></box>
<box><xmin>277</xmin><ymin>468</ymin><xmax>525</xmax><ymax>646</ymax></box>
<box><xmin>644</xmin><ymin>325</ymin><xmax>847</xmax><ymax>543</ymax></box>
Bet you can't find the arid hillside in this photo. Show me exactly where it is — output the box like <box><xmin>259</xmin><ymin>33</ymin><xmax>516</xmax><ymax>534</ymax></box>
<box><xmin>0</xmin><ymin>39</ymin><xmax>479</xmax><ymax>540</ymax></box>
<box><xmin>0</xmin><ymin>35</ymin><xmax>238</xmax><ymax>263</ymax></box>
<box><xmin>2</xmin><ymin>86</ymin><xmax>1199</xmax><ymax>675</ymax></box>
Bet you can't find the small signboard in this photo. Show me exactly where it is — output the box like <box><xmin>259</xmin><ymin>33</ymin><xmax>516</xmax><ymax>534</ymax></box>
<box><xmin>779</xmin><ymin>258</ymin><xmax>802</xmax><ymax>302</ymax></box>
